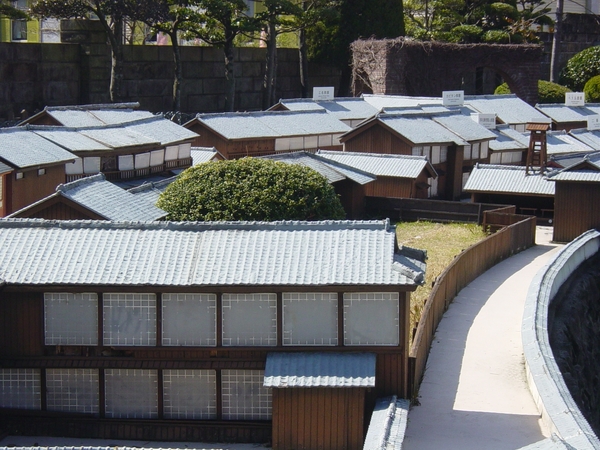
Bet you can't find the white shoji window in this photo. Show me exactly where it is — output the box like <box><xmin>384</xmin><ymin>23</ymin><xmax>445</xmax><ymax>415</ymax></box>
<box><xmin>103</xmin><ymin>293</ymin><xmax>156</xmax><ymax>346</ymax></box>
<box><xmin>165</xmin><ymin>145</ymin><xmax>179</xmax><ymax>161</ymax></box>
<box><xmin>0</xmin><ymin>369</ymin><xmax>41</xmax><ymax>410</ymax></box>
<box><xmin>343</xmin><ymin>293</ymin><xmax>400</xmax><ymax>345</ymax></box>
<box><xmin>83</xmin><ymin>157</ymin><xmax>101</xmax><ymax>174</ymax></box>
<box><xmin>163</xmin><ymin>370</ymin><xmax>216</xmax><ymax>419</ymax></box>
<box><xmin>46</xmin><ymin>369</ymin><xmax>99</xmax><ymax>415</ymax></box>
<box><xmin>135</xmin><ymin>152</ymin><xmax>151</xmax><ymax>169</ymax></box>
<box><xmin>162</xmin><ymin>293</ymin><xmax>216</xmax><ymax>346</ymax></box>
<box><xmin>463</xmin><ymin>145</ymin><xmax>472</xmax><ymax>161</ymax></box>
<box><xmin>178</xmin><ymin>143</ymin><xmax>192</xmax><ymax>159</ymax></box>
<box><xmin>222</xmin><ymin>294</ymin><xmax>277</xmax><ymax>346</ymax></box>
<box><xmin>104</xmin><ymin>369</ymin><xmax>158</xmax><ymax>419</ymax></box>
<box><xmin>428</xmin><ymin>177</ymin><xmax>438</xmax><ymax>198</ymax></box>
<box><xmin>304</xmin><ymin>135</ymin><xmax>318</xmax><ymax>149</ymax></box>
<box><xmin>66</xmin><ymin>158</ymin><xmax>83</xmax><ymax>175</ymax></box>
<box><xmin>472</xmin><ymin>142</ymin><xmax>480</xmax><ymax>160</ymax></box>
<box><xmin>119</xmin><ymin>154</ymin><xmax>134</xmax><ymax>171</ymax></box>
<box><xmin>440</xmin><ymin>146</ymin><xmax>448</xmax><ymax>163</ymax></box>
<box><xmin>221</xmin><ymin>370</ymin><xmax>271</xmax><ymax>420</ymax></box>
<box><xmin>411</xmin><ymin>146</ymin><xmax>422</xmax><ymax>157</ymax></box>
<box><xmin>462</xmin><ymin>171</ymin><xmax>470</xmax><ymax>189</ymax></box>
<box><xmin>431</xmin><ymin>145</ymin><xmax>441</xmax><ymax>164</ymax></box>
<box><xmin>150</xmin><ymin>149</ymin><xmax>165</xmax><ymax>166</ymax></box>
<box><xmin>481</xmin><ymin>141</ymin><xmax>489</xmax><ymax>159</ymax></box>
<box><xmin>282</xmin><ymin>293</ymin><xmax>338</xmax><ymax>346</ymax></box>
<box><xmin>275</xmin><ymin>138</ymin><xmax>290</xmax><ymax>151</ymax></box>
<box><xmin>318</xmin><ymin>134</ymin><xmax>333</xmax><ymax>147</ymax></box>
<box><xmin>490</xmin><ymin>152</ymin><xmax>501</xmax><ymax>164</ymax></box>
<box><xmin>288</xmin><ymin>136</ymin><xmax>304</xmax><ymax>150</ymax></box>
<box><xmin>44</xmin><ymin>293</ymin><xmax>98</xmax><ymax>345</ymax></box>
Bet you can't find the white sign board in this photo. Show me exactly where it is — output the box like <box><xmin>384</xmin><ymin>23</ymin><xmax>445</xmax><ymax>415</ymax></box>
<box><xmin>471</xmin><ymin>113</ymin><xmax>497</xmax><ymax>129</ymax></box>
<box><xmin>588</xmin><ymin>115</ymin><xmax>600</xmax><ymax>130</ymax></box>
<box><xmin>313</xmin><ymin>87</ymin><xmax>334</xmax><ymax>101</ymax></box>
<box><xmin>565</xmin><ymin>92</ymin><xmax>585</xmax><ymax>106</ymax></box>
<box><xmin>442</xmin><ymin>90</ymin><xmax>464</xmax><ymax>106</ymax></box>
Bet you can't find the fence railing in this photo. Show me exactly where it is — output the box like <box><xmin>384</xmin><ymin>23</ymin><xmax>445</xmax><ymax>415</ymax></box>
<box><xmin>407</xmin><ymin>212</ymin><xmax>536</xmax><ymax>398</ymax></box>
<box><xmin>65</xmin><ymin>158</ymin><xmax>192</xmax><ymax>183</ymax></box>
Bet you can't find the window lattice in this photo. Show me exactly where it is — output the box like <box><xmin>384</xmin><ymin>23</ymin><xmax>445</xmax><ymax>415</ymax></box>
<box><xmin>162</xmin><ymin>294</ymin><xmax>216</xmax><ymax>346</ymax></box>
<box><xmin>222</xmin><ymin>294</ymin><xmax>277</xmax><ymax>346</ymax></box>
<box><xmin>0</xmin><ymin>369</ymin><xmax>41</xmax><ymax>410</ymax></box>
<box><xmin>163</xmin><ymin>370</ymin><xmax>216</xmax><ymax>419</ymax></box>
<box><xmin>103</xmin><ymin>293</ymin><xmax>156</xmax><ymax>346</ymax></box>
<box><xmin>343</xmin><ymin>292</ymin><xmax>400</xmax><ymax>346</ymax></box>
<box><xmin>221</xmin><ymin>370</ymin><xmax>271</xmax><ymax>420</ymax></box>
<box><xmin>282</xmin><ymin>292</ymin><xmax>338</xmax><ymax>346</ymax></box>
<box><xmin>104</xmin><ymin>369</ymin><xmax>158</xmax><ymax>419</ymax></box>
<box><xmin>46</xmin><ymin>369</ymin><xmax>99</xmax><ymax>414</ymax></box>
<box><xmin>44</xmin><ymin>293</ymin><xmax>98</xmax><ymax>345</ymax></box>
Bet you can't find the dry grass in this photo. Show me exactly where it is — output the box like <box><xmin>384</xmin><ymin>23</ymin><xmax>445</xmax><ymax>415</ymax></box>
<box><xmin>395</xmin><ymin>221</ymin><xmax>488</xmax><ymax>334</ymax></box>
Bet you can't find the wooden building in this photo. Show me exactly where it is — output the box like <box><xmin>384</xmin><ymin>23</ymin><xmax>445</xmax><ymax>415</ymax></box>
<box><xmin>8</xmin><ymin>173</ymin><xmax>167</xmax><ymax>221</ymax></box>
<box><xmin>340</xmin><ymin>111</ymin><xmax>495</xmax><ymax>201</ymax></box>
<box><xmin>0</xmin><ymin>219</ymin><xmax>426</xmax><ymax>449</ymax></box>
<box><xmin>0</xmin><ymin>128</ymin><xmax>75</xmax><ymax>217</ymax></box>
<box><xmin>534</xmin><ymin>103</ymin><xmax>600</xmax><ymax>131</ymax></box>
<box><xmin>183</xmin><ymin>110</ymin><xmax>351</xmax><ymax>160</ymax></box>
<box><xmin>547</xmin><ymin>158</ymin><xmax>600</xmax><ymax>242</ymax></box>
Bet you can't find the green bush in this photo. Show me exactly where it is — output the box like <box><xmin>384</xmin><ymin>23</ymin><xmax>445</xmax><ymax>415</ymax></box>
<box><xmin>483</xmin><ymin>30</ymin><xmax>511</xmax><ymax>44</ymax></box>
<box><xmin>559</xmin><ymin>46</ymin><xmax>600</xmax><ymax>91</ymax></box>
<box><xmin>447</xmin><ymin>25</ymin><xmax>483</xmax><ymax>43</ymax></box>
<box><xmin>584</xmin><ymin>75</ymin><xmax>600</xmax><ymax>102</ymax></box>
<box><xmin>157</xmin><ymin>158</ymin><xmax>346</xmax><ymax>221</ymax></box>
<box><xmin>494</xmin><ymin>80</ymin><xmax>571</xmax><ymax>103</ymax></box>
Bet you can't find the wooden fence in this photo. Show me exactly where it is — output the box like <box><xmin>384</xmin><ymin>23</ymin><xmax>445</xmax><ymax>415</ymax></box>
<box><xmin>407</xmin><ymin>211</ymin><xmax>536</xmax><ymax>399</ymax></box>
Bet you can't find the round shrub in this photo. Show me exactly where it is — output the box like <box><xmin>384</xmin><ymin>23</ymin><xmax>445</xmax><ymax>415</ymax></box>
<box><xmin>447</xmin><ymin>25</ymin><xmax>483</xmax><ymax>43</ymax></box>
<box><xmin>494</xmin><ymin>80</ymin><xmax>571</xmax><ymax>103</ymax></box>
<box><xmin>559</xmin><ymin>46</ymin><xmax>600</xmax><ymax>91</ymax></box>
<box><xmin>157</xmin><ymin>158</ymin><xmax>346</xmax><ymax>221</ymax></box>
<box><xmin>483</xmin><ymin>30</ymin><xmax>511</xmax><ymax>44</ymax></box>
<box><xmin>584</xmin><ymin>75</ymin><xmax>600</xmax><ymax>102</ymax></box>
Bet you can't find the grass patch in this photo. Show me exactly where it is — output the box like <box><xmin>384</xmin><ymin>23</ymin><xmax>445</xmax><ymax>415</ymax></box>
<box><xmin>396</xmin><ymin>221</ymin><xmax>488</xmax><ymax>335</ymax></box>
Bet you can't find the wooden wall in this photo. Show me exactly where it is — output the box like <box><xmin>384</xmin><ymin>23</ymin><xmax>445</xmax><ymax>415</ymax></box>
<box><xmin>187</xmin><ymin>123</ymin><xmax>276</xmax><ymax>160</ymax></box>
<box><xmin>10</xmin><ymin>197</ymin><xmax>104</xmax><ymax>220</ymax></box>
<box><xmin>364</xmin><ymin>177</ymin><xmax>415</xmax><ymax>199</ymax></box>
<box><xmin>272</xmin><ymin>388</ymin><xmax>365</xmax><ymax>450</ymax></box>
<box><xmin>9</xmin><ymin>165</ymin><xmax>66</xmax><ymax>215</ymax></box>
<box><xmin>0</xmin><ymin>293</ymin><xmax>43</xmax><ymax>357</ymax></box>
<box><xmin>343</xmin><ymin>126</ymin><xmax>412</xmax><ymax>156</ymax></box>
<box><xmin>554</xmin><ymin>181</ymin><xmax>600</xmax><ymax>242</ymax></box>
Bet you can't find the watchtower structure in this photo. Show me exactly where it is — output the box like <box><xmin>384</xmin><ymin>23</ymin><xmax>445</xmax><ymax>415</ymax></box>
<box><xmin>526</xmin><ymin>121</ymin><xmax>550</xmax><ymax>175</ymax></box>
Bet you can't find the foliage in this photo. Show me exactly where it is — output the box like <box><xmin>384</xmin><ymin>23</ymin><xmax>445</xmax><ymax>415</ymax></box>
<box><xmin>560</xmin><ymin>46</ymin><xmax>600</xmax><ymax>92</ymax></box>
<box><xmin>494</xmin><ymin>80</ymin><xmax>571</xmax><ymax>103</ymax></box>
<box><xmin>157</xmin><ymin>158</ymin><xmax>346</xmax><ymax>221</ymax></box>
<box><xmin>584</xmin><ymin>75</ymin><xmax>600</xmax><ymax>103</ymax></box>
<box><xmin>0</xmin><ymin>0</ymin><xmax>29</xmax><ymax>19</ymax></box>
<box><xmin>483</xmin><ymin>29</ymin><xmax>511</xmax><ymax>43</ymax></box>
<box><xmin>446</xmin><ymin>24</ymin><xmax>483</xmax><ymax>43</ymax></box>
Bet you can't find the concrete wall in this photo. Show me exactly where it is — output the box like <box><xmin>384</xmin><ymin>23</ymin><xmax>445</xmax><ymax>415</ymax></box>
<box><xmin>0</xmin><ymin>20</ymin><xmax>340</xmax><ymax>121</ymax></box>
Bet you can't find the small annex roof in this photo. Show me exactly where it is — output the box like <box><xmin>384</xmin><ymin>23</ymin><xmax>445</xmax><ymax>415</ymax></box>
<box><xmin>546</xmin><ymin>130</ymin><xmax>595</xmax><ymax>156</ymax></box>
<box><xmin>464</xmin><ymin>94</ymin><xmax>549</xmax><ymax>126</ymax></box>
<box><xmin>21</xmin><ymin>102</ymin><xmax>155</xmax><ymax>127</ymax></box>
<box><xmin>188</xmin><ymin>110</ymin><xmax>351</xmax><ymax>141</ymax></box>
<box><xmin>191</xmin><ymin>147</ymin><xmax>223</xmax><ymax>164</ymax></box>
<box><xmin>464</xmin><ymin>163</ymin><xmax>555</xmax><ymax>196</ymax></box>
<box><xmin>0</xmin><ymin>128</ymin><xmax>76</xmax><ymax>169</ymax></box>
<box><xmin>432</xmin><ymin>113</ymin><xmax>497</xmax><ymax>142</ymax></box>
<box><xmin>263</xmin><ymin>352</ymin><xmax>376</xmax><ymax>387</ymax></box>
<box><xmin>7</xmin><ymin>174</ymin><xmax>167</xmax><ymax>221</ymax></box>
<box><xmin>28</xmin><ymin>126</ymin><xmax>112</xmax><ymax>153</ymax></box>
<box><xmin>361</xmin><ymin>94</ymin><xmax>442</xmax><ymax>111</ymax></box>
<box><xmin>0</xmin><ymin>219</ymin><xmax>426</xmax><ymax>287</ymax></box>
<box><xmin>547</xmin><ymin>157</ymin><xmax>600</xmax><ymax>183</ymax></box>
<box><xmin>270</xmin><ymin>97</ymin><xmax>380</xmax><ymax>122</ymax></box>
<box><xmin>373</xmin><ymin>113</ymin><xmax>469</xmax><ymax>146</ymax></box>
<box><xmin>534</xmin><ymin>103</ymin><xmax>600</xmax><ymax>124</ymax></box>
<box><xmin>0</xmin><ymin>161</ymin><xmax>12</xmax><ymax>174</ymax></box>
<box><xmin>488</xmin><ymin>125</ymin><xmax>529</xmax><ymax>152</ymax></box>
<box><xmin>77</xmin><ymin>124</ymin><xmax>160</xmax><ymax>150</ymax></box>
<box><xmin>317</xmin><ymin>150</ymin><xmax>437</xmax><ymax>179</ymax></box>
<box><xmin>120</xmin><ymin>116</ymin><xmax>199</xmax><ymax>146</ymax></box>
<box><xmin>568</xmin><ymin>128</ymin><xmax>600</xmax><ymax>150</ymax></box>
<box><xmin>261</xmin><ymin>151</ymin><xmax>376</xmax><ymax>185</ymax></box>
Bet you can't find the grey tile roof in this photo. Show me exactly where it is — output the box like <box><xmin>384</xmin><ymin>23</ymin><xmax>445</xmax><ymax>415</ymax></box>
<box><xmin>432</xmin><ymin>113</ymin><xmax>497</xmax><ymax>141</ymax></box>
<box><xmin>488</xmin><ymin>126</ymin><xmax>529</xmax><ymax>151</ymax></box>
<box><xmin>261</xmin><ymin>151</ymin><xmax>376</xmax><ymax>185</ymax></box>
<box><xmin>535</xmin><ymin>103</ymin><xmax>600</xmax><ymax>124</ymax></box>
<box><xmin>0</xmin><ymin>128</ymin><xmax>76</xmax><ymax>168</ymax></box>
<box><xmin>317</xmin><ymin>150</ymin><xmax>436</xmax><ymax>179</ymax></box>
<box><xmin>78</xmin><ymin>126</ymin><xmax>160</xmax><ymax>149</ymax></box>
<box><xmin>463</xmin><ymin>164</ymin><xmax>555</xmax><ymax>195</ymax></box>
<box><xmin>568</xmin><ymin>128</ymin><xmax>600</xmax><ymax>150</ymax></box>
<box><xmin>29</xmin><ymin>126</ymin><xmax>112</xmax><ymax>153</ymax></box>
<box><xmin>192</xmin><ymin>110</ymin><xmax>351</xmax><ymax>140</ymax></box>
<box><xmin>273</xmin><ymin>97</ymin><xmax>380</xmax><ymax>121</ymax></box>
<box><xmin>0</xmin><ymin>219</ymin><xmax>426</xmax><ymax>287</ymax></box>
<box><xmin>128</xmin><ymin>176</ymin><xmax>176</xmax><ymax>204</ymax></box>
<box><xmin>363</xmin><ymin>396</ymin><xmax>410</xmax><ymax>450</ymax></box>
<box><xmin>263</xmin><ymin>352</ymin><xmax>376</xmax><ymax>387</ymax></box>
<box><xmin>361</xmin><ymin>94</ymin><xmax>441</xmax><ymax>111</ymax></box>
<box><xmin>191</xmin><ymin>147</ymin><xmax>221</xmax><ymax>164</ymax></box>
<box><xmin>0</xmin><ymin>161</ymin><xmax>12</xmax><ymax>174</ymax></box>
<box><xmin>547</xmin><ymin>169</ymin><xmax>600</xmax><ymax>182</ymax></box>
<box><xmin>464</xmin><ymin>94</ymin><xmax>549</xmax><ymax>125</ymax></box>
<box><xmin>40</xmin><ymin>103</ymin><xmax>155</xmax><ymax>127</ymax></box>
<box><xmin>546</xmin><ymin>130</ymin><xmax>595</xmax><ymax>155</ymax></box>
<box><xmin>121</xmin><ymin>116</ymin><xmax>198</xmax><ymax>146</ymax></box>
<box><xmin>377</xmin><ymin>114</ymin><xmax>469</xmax><ymax>145</ymax></box>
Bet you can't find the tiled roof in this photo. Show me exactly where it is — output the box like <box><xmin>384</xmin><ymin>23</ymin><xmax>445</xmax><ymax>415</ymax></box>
<box><xmin>191</xmin><ymin>147</ymin><xmax>221</xmax><ymax>164</ymax></box>
<box><xmin>464</xmin><ymin>94</ymin><xmax>549</xmax><ymax>125</ymax></box>
<box><xmin>361</xmin><ymin>94</ymin><xmax>441</xmax><ymax>111</ymax></box>
<box><xmin>272</xmin><ymin>97</ymin><xmax>380</xmax><ymax>121</ymax></box>
<box><xmin>432</xmin><ymin>113</ymin><xmax>497</xmax><ymax>141</ymax></box>
<box><xmin>547</xmin><ymin>169</ymin><xmax>600</xmax><ymax>182</ymax></box>
<box><xmin>546</xmin><ymin>131</ymin><xmax>595</xmax><ymax>155</ymax></box>
<box><xmin>377</xmin><ymin>114</ymin><xmax>469</xmax><ymax>146</ymax></box>
<box><xmin>128</xmin><ymin>177</ymin><xmax>176</xmax><ymax>204</ymax></box>
<box><xmin>30</xmin><ymin>126</ymin><xmax>112</xmax><ymax>153</ymax></box>
<box><xmin>535</xmin><ymin>103</ymin><xmax>600</xmax><ymax>123</ymax></box>
<box><xmin>263</xmin><ymin>352</ymin><xmax>376</xmax><ymax>387</ymax></box>
<box><xmin>568</xmin><ymin>128</ymin><xmax>600</xmax><ymax>150</ymax></box>
<box><xmin>38</xmin><ymin>103</ymin><xmax>155</xmax><ymax>127</ymax></box>
<box><xmin>192</xmin><ymin>110</ymin><xmax>351</xmax><ymax>140</ymax></box>
<box><xmin>77</xmin><ymin>126</ymin><xmax>159</xmax><ymax>149</ymax></box>
<box><xmin>0</xmin><ymin>219</ymin><xmax>426</xmax><ymax>287</ymax></box>
<box><xmin>261</xmin><ymin>151</ymin><xmax>376</xmax><ymax>185</ymax></box>
<box><xmin>464</xmin><ymin>164</ymin><xmax>555</xmax><ymax>195</ymax></box>
<box><xmin>317</xmin><ymin>150</ymin><xmax>436</xmax><ymax>179</ymax></box>
<box><xmin>0</xmin><ymin>128</ymin><xmax>76</xmax><ymax>168</ymax></box>
<box><xmin>0</xmin><ymin>161</ymin><xmax>12</xmax><ymax>174</ymax></box>
<box><xmin>488</xmin><ymin>126</ymin><xmax>529</xmax><ymax>151</ymax></box>
<box><xmin>121</xmin><ymin>117</ymin><xmax>198</xmax><ymax>146</ymax></box>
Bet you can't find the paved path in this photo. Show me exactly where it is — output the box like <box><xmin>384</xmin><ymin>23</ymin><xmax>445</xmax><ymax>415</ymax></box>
<box><xmin>403</xmin><ymin>227</ymin><xmax>562</xmax><ymax>450</ymax></box>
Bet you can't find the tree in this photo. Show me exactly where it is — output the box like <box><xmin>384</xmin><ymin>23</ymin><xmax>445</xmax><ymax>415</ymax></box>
<box><xmin>32</xmin><ymin>0</ymin><xmax>128</xmax><ymax>102</ymax></box>
<box><xmin>559</xmin><ymin>46</ymin><xmax>600</xmax><ymax>91</ymax></box>
<box><xmin>157</xmin><ymin>158</ymin><xmax>346</xmax><ymax>221</ymax></box>
<box><xmin>0</xmin><ymin>0</ymin><xmax>30</xmax><ymax>19</ymax></box>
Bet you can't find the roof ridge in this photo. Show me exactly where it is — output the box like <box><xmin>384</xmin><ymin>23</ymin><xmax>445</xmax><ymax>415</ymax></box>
<box><xmin>56</xmin><ymin>174</ymin><xmax>106</xmax><ymax>193</ymax></box>
<box><xmin>318</xmin><ymin>150</ymin><xmax>427</xmax><ymax>161</ymax></box>
<box><xmin>45</xmin><ymin>102</ymin><xmax>141</xmax><ymax>112</ymax></box>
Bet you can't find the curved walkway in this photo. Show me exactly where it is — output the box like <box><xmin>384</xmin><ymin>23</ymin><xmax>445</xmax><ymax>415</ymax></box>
<box><xmin>403</xmin><ymin>226</ymin><xmax>562</xmax><ymax>450</ymax></box>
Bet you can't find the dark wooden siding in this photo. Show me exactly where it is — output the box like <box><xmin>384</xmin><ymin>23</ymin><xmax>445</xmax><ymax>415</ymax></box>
<box><xmin>364</xmin><ymin>177</ymin><xmax>414</xmax><ymax>198</ymax></box>
<box><xmin>187</xmin><ymin>123</ymin><xmax>276</xmax><ymax>160</ymax></box>
<box><xmin>10</xmin><ymin>166</ymin><xmax>66</xmax><ymax>215</ymax></box>
<box><xmin>343</xmin><ymin>126</ymin><xmax>412</xmax><ymax>156</ymax></box>
<box><xmin>272</xmin><ymin>388</ymin><xmax>365</xmax><ymax>450</ymax></box>
<box><xmin>0</xmin><ymin>292</ymin><xmax>43</xmax><ymax>356</ymax></box>
<box><xmin>554</xmin><ymin>181</ymin><xmax>600</xmax><ymax>242</ymax></box>
<box><xmin>333</xmin><ymin>179</ymin><xmax>366</xmax><ymax>219</ymax></box>
<box><xmin>10</xmin><ymin>197</ymin><xmax>105</xmax><ymax>220</ymax></box>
